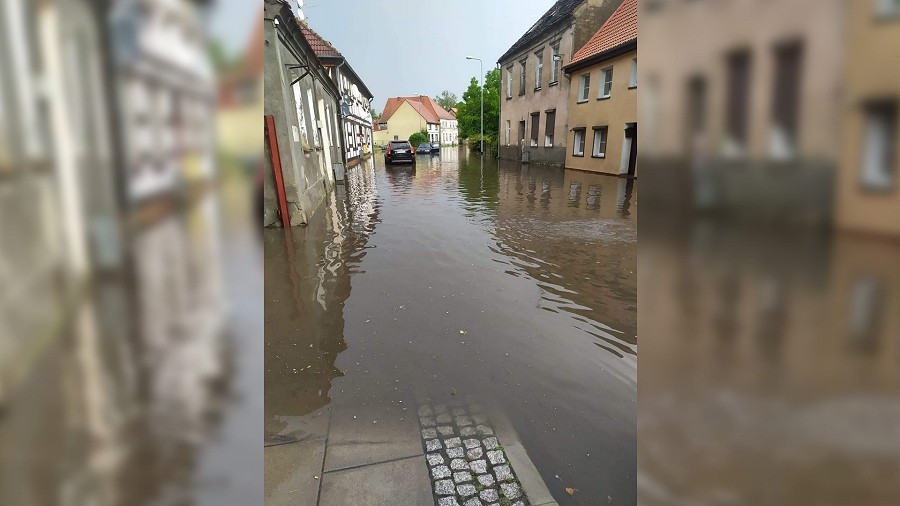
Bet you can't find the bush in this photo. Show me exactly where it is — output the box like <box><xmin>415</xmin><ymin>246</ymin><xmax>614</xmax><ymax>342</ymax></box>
<box><xmin>409</xmin><ymin>128</ymin><xmax>428</xmax><ymax>147</ymax></box>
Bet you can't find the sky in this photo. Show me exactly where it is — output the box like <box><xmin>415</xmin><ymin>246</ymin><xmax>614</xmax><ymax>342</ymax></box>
<box><xmin>208</xmin><ymin>0</ymin><xmax>556</xmax><ymax>114</ymax></box>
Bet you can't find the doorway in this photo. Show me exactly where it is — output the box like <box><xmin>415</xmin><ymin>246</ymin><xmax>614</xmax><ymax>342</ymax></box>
<box><xmin>620</xmin><ymin>122</ymin><xmax>637</xmax><ymax>176</ymax></box>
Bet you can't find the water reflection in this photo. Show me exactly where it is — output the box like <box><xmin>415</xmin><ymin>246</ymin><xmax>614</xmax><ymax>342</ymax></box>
<box><xmin>264</xmin><ymin>162</ymin><xmax>380</xmax><ymax>440</ymax></box>
<box><xmin>0</xmin><ymin>188</ymin><xmax>250</xmax><ymax>506</ymax></box>
<box><xmin>640</xmin><ymin>224</ymin><xmax>900</xmax><ymax>504</ymax></box>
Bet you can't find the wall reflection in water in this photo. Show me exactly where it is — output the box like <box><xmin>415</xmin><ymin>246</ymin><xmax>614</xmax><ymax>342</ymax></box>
<box><xmin>264</xmin><ymin>161</ymin><xmax>380</xmax><ymax>440</ymax></box>
<box><xmin>0</xmin><ymin>192</ymin><xmax>235</xmax><ymax>506</ymax></box>
<box><xmin>640</xmin><ymin>224</ymin><xmax>900</xmax><ymax>504</ymax></box>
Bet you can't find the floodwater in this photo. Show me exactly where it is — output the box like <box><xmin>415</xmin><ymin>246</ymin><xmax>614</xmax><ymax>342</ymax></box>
<box><xmin>0</xmin><ymin>175</ymin><xmax>263</xmax><ymax>506</ymax></box>
<box><xmin>639</xmin><ymin>222</ymin><xmax>900</xmax><ymax>504</ymax></box>
<box><xmin>265</xmin><ymin>149</ymin><xmax>638</xmax><ymax>504</ymax></box>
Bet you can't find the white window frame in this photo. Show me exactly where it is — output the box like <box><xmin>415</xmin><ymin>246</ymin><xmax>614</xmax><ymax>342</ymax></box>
<box><xmin>519</xmin><ymin>60</ymin><xmax>527</xmax><ymax>95</ymax></box>
<box><xmin>505</xmin><ymin>120</ymin><xmax>511</xmax><ymax>146</ymax></box>
<box><xmin>629</xmin><ymin>58</ymin><xmax>637</xmax><ymax>88</ymax></box>
<box><xmin>551</xmin><ymin>43</ymin><xmax>561</xmax><ymax>84</ymax></box>
<box><xmin>599</xmin><ymin>67</ymin><xmax>613</xmax><ymax>98</ymax></box>
<box><xmin>592</xmin><ymin>127</ymin><xmax>608</xmax><ymax>158</ymax></box>
<box><xmin>535</xmin><ymin>51</ymin><xmax>544</xmax><ymax>89</ymax></box>
<box><xmin>506</xmin><ymin>66</ymin><xmax>513</xmax><ymax>98</ymax></box>
<box><xmin>578</xmin><ymin>74</ymin><xmax>590</xmax><ymax>102</ymax></box>
<box><xmin>573</xmin><ymin>129</ymin><xmax>586</xmax><ymax>156</ymax></box>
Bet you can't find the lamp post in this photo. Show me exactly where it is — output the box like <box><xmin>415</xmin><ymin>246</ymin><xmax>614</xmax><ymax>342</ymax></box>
<box><xmin>465</xmin><ymin>56</ymin><xmax>483</xmax><ymax>154</ymax></box>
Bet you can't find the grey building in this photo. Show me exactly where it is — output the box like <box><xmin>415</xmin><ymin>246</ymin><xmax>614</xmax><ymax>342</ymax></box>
<box><xmin>264</xmin><ymin>0</ymin><xmax>344</xmax><ymax>227</ymax></box>
<box><xmin>497</xmin><ymin>0</ymin><xmax>624</xmax><ymax>164</ymax></box>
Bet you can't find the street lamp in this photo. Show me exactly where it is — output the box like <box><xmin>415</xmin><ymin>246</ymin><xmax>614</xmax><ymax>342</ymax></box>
<box><xmin>465</xmin><ymin>56</ymin><xmax>483</xmax><ymax>154</ymax></box>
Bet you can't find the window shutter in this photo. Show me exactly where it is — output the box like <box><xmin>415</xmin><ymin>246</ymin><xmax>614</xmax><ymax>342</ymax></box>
<box><xmin>531</xmin><ymin>113</ymin><xmax>540</xmax><ymax>141</ymax></box>
<box><xmin>545</xmin><ymin>111</ymin><xmax>556</xmax><ymax>138</ymax></box>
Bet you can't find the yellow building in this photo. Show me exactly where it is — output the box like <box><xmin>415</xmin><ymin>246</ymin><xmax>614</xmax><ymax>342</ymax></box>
<box><xmin>374</xmin><ymin>96</ymin><xmax>455</xmax><ymax>146</ymax></box>
<box><xmin>837</xmin><ymin>0</ymin><xmax>900</xmax><ymax>237</ymax></box>
<box><xmin>563</xmin><ymin>0</ymin><xmax>637</xmax><ymax>177</ymax></box>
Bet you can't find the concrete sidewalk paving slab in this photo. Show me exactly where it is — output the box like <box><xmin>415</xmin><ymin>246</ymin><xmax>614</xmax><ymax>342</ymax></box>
<box><xmin>324</xmin><ymin>407</ymin><xmax>424</xmax><ymax>472</ymax></box>
<box><xmin>319</xmin><ymin>455</ymin><xmax>433</xmax><ymax>506</ymax></box>
<box><xmin>265</xmin><ymin>438</ymin><xmax>326</xmax><ymax>506</ymax></box>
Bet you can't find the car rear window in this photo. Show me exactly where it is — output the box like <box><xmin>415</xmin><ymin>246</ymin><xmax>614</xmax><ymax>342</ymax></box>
<box><xmin>390</xmin><ymin>141</ymin><xmax>409</xmax><ymax>148</ymax></box>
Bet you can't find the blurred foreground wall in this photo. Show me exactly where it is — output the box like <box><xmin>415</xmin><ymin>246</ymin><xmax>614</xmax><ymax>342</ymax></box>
<box><xmin>0</xmin><ymin>0</ymin><xmax>258</xmax><ymax>504</ymax></box>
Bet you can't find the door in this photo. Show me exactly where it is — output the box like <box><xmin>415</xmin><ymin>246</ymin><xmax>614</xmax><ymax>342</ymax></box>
<box><xmin>620</xmin><ymin>122</ymin><xmax>637</xmax><ymax>176</ymax></box>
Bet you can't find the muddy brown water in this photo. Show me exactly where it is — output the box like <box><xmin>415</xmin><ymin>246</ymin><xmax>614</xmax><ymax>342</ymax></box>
<box><xmin>265</xmin><ymin>149</ymin><xmax>637</xmax><ymax>505</ymax></box>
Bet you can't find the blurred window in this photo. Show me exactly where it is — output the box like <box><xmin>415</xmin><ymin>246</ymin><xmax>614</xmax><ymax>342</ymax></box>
<box><xmin>578</xmin><ymin>74</ymin><xmax>591</xmax><ymax>102</ymax></box>
<box><xmin>770</xmin><ymin>40</ymin><xmax>804</xmax><ymax>159</ymax></box>
<box><xmin>506</xmin><ymin>65</ymin><xmax>513</xmax><ymax>98</ymax></box>
<box><xmin>530</xmin><ymin>112</ymin><xmax>540</xmax><ymax>146</ymax></box>
<box><xmin>877</xmin><ymin>0</ymin><xmax>900</xmax><ymax>17</ymax></box>
<box><xmin>860</xmin><ymin>100</ymin><xmax>898</xmax><ymax>190</ymax></box>
<box><xmin>600</xmin><ymin>67</ymin><xmax>613</xmax><ymax>98</ymax></box>
<box><xmin>506</xmin><ymin>120</ymin><xmax>511</xmax><ymax>145</ymax></box>
<box><xmin>725</xmin><ymin>49</ymin><xmax>752</xmax><ymax>154</ymax></box>
<box><xmin>573</xmin><ymin>128</ymin><xmax>586</xmax><ymax>156</ymax></box>
<box><xmin>0</xmin><ymin>77</ymin><xmax>8</xmax><ymax>172</ymax></box>
<box><xmin>629</xmin><ymin>58</ymin><xmax>638</xmax><ymax>87</ymax></box>
<box><xmin>535</xmin><ymin>51</ymin><xmax>544</xmax><ymax>89</ymax></box>
<box><xmin>592</xmin><ymin>127</ymin><xmax>608</xmax><ymax>157</ymax></box>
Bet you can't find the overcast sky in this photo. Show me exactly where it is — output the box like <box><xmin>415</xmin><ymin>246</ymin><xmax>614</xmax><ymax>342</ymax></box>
<box><xmin>209</xmin><ymin>0</ymin><xmax>555</xmax><ymax>113</ymax></box>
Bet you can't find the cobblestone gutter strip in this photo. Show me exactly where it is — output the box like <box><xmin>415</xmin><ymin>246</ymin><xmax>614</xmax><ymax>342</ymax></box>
<box><xmin>418</xmin><ymin>402</ymin><xmax>530</xmax><ymax>506</ymax></box>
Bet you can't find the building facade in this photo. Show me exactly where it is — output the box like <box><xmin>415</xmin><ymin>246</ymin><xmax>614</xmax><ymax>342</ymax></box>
<box><xmin>110</xmin><ymin>0</ymin><xmax>218</xmax><ymax>205</ymax></box>
<box><xmin>374</xmin><ymin>96</ymin><xmax>456</xmax><ymax>145</ymax></box>
<box><xmin>564</xmin><ymin>0</ymin><xmax>636</xmax><ymax>176</ymax></box>
<box><xmin>497</xmin><ymin>0</ymin><xmax>625</xmax><ymax>164</ymax></box>
<box><xmin>836</xmin><ymin>0</ymin><xmax>900</xmax><ymax>237</ymax></box>
<box><xmin>299</xmin><ymin>23</ymin><xmax>375</xmax><ymax>166</ymax></box>
<box><xmin>264</xmin><ymin>0</ymin><xmax>344</xmax><ymax>226</ymax></box>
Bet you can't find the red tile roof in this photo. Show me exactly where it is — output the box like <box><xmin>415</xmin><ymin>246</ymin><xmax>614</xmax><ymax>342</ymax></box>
<box><xmin>569</xmin><ymin>0</ymin><xmax>636</xmax><ymax>66</ymax></box>
<box><xmin>381</xmin><ymin>96</ymin><xmax>455</xmax><ymax>124</ymax></box>
<box><xmin>298</xmin><ymin>21</ymin><xmax>343</xmax><ymax>59</ymax></box>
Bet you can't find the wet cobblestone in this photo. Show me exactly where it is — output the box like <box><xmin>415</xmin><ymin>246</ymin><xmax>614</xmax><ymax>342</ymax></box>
<box><xmin>419</xmin><ymin>402</ymin><xmax>529</xmax><ymax>505</ymax></box>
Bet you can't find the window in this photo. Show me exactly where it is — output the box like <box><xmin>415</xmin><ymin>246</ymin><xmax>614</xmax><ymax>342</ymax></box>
<box><xmin>573</xmin><ymin>128</ymin><xmax>586</xmax><ymax>156</ymax></box>
<box><xmin>860</xmin><ymin>100</ymin><xmax>898</xmax><ymax>190</ymax></box>
<box><xmin>599</xmin><ymin>67</ymin><xmax>613</xmax><ymax>98</ymax></box>
<box><xmin>629</xmin><ymin>58</ymin><xmax>638</xmax><ymax>88</ymax></box>
<box><xmin>877</xmin><ymin>0</ymin><xmax>900</xmax><ymax>17</ymax></box>
<box><xmin>535</xmin><ymin>51</ymin><xmax>544</xmax><ymax>89</ymax></box>
<box><xmin>545</xmin><ymin>110</ymin><xmax>556</xmax><ymax>147</ymax></box>
<box><xmin>578</xmin><ymin>74</ymin><xmax>590</xmax><ymax>102</ymax></box>
<box><xmin>519</xmin><ymin>60</ymin><xmax>527</xmax><ymax>95</ymax></box>
<box><xmin>685</xmin><ymin>75</ymin><xmax>707</xmax><ymax>147</ymax></box>
<box><xmin>530</xmin><ymin>112</ymin><xmax>540</xmax><ymax>146</ymax></box>
<box><xmin>551</xmin><ymin>43</ymin><xmax>561</xmax><ymax>83</ymax></box>
<box><xmin>592</xmin><ymin>127</ymin><xmax>608</xmax><ymax>157</ymax></box>
<box><xmin>725</xmin><ymin>49</ymin><xmax>753</xmax><ymax>154</ymax></box>
<box><xmin>505</xmin><ymin>120</ymin><xmax>511</xmax><ymax>146</ymax></box>
<box><xmin>506</xmin><ymin>65</ymin><xmax>513</xmax><ymax>98</ymax></box>
<box><xmin>770</xmin><ymin>40</ymin><xmax>803</xmax><ymax>159</ymax></box>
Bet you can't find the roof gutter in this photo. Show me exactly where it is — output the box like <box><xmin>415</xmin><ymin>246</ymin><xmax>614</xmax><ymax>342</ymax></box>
<box><xmin>563</xmin><ymin>39</ymin><xmax>636</xmax><ymax>74</ymax></box>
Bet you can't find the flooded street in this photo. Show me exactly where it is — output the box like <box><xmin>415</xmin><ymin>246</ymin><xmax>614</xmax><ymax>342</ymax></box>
<box><xmin>265</xmin><ymin>149</ymin><xmax>637</xmax><ymax>505</ymax></box>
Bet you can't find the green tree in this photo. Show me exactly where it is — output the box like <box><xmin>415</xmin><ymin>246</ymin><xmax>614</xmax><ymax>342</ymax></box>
<box><xmin>371</xmin><ymin>110</ymin><xmax>382</xmax><ymax>121</ymax></box>
<box><xmin>409</xmin><ymin>128</ymin><xmax>428</xmax><ymax>146</ymax></box>
<box><xmin>434</xmin><ymin>90</ymin><xmax>458</xmax><ymax>111</ymax></box>
<box><xmin>457</xmin><ymin>69</ymin><xmax>501</xmax><ymax>152</ymax></box>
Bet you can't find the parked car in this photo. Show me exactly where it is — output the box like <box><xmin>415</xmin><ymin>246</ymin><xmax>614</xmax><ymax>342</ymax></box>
<box><xmin>384</xmin><ymin>140</ymin><xmax>414</xmax><ymax>164</ymax></box>
<box><xmin>430</xmin><ymin>142</ymin><xmax>440</xmax><ymax>154</ymax></box>
<box><xmin>416</xmin><ymin>142</ymin><xmax>433</xmax><ymax>154</ymax></box>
